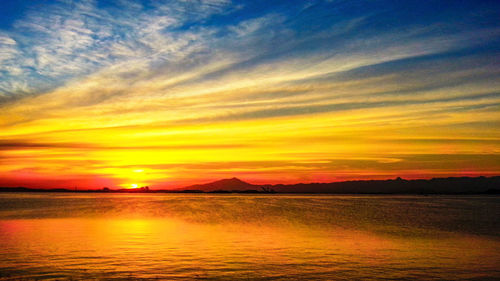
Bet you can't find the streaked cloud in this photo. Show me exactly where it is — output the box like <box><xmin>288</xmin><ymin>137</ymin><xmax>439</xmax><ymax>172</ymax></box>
<box><xmin>0</xmin><ymin>0</ymin><xmax>499</xmax><ymax>188</ymax></box>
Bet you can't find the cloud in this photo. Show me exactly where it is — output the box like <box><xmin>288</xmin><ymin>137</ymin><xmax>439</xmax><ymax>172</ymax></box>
<box><xmin>0</xmin><ymin>0</ymin><xmax>233</xmax><ymax>100</ymax></box>
<box><xmin>0</xmin><ymin>0</ymin><xmax>499</xmax><ymax>187</ymax></box>
<box><xmin>0</xmin><ymin>139</ymin><xmax>250</xmax><ymax>155</ymax></box>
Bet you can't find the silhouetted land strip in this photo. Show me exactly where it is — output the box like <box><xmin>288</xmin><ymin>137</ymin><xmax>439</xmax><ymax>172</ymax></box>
<box><xmin>1</xmin><ymin>176</ymin><xmax>499</xmax><ymax>194</ymax></box>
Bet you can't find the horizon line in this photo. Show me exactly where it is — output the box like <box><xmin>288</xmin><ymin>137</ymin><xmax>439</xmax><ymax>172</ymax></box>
<box><xmin>1</xmin><ymin>175</ymin><xmax>499</xmax><ymax>191</ymax></box>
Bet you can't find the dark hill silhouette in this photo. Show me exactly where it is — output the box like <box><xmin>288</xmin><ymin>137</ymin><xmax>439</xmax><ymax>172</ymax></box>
<box><xmin>263</xmin><ymin>176</ymin><xmax>500</xmax><ymax>194</ymax></box>
<box><xmin>182</xmin><ymin>176</ymin><xmax>500</xmax><ymax>194</ymax></box>
<box><xmin>184</xmin><ymin>177</ymin><xmax>258</xmax><ymax>192</ymax></box>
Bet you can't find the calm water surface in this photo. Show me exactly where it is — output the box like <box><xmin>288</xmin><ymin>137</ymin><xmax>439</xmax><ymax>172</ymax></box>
<box><xmin>0</xmin><ymin>193</ymin><xmax>498</xmax><ymax>280</ymax></box>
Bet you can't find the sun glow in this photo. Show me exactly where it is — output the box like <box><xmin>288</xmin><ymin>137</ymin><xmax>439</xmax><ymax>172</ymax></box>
<box><xmin>0</xmin><ymin>0</ymin><xmax>498</xmax><ymax>190</ymax></box>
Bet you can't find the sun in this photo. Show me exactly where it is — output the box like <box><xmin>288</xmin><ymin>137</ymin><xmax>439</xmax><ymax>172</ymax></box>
<box><xmin>130</xmin><ymin>184</ymin><xmax>139</xmax><ymax>189</ymax></box>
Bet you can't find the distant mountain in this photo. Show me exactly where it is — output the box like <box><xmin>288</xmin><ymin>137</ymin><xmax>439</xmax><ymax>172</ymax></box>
<box><xmin>182</xmin><ymin>176</ymin><xmax>500</xmax><ymax>194</ymax></box>
<box><xmin>183</xmin><ymin>177</ymin><xmax>258</xmax><ymax>192</ymax></box>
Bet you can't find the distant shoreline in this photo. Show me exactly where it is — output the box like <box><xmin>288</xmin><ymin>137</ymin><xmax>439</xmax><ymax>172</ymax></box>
<box><xmin>1</xmin><ymin>176</ymin><xmax>499</xmax><ymax>195</ymax></box>
<box><xmin>0</xmin><ymin>190</ymin><xmax>498</xmax><ymax>195</ymax></box>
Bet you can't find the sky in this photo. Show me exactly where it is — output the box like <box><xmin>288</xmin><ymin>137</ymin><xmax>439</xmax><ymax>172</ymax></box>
<box><xmin>0</xmin><ymin>0</ymin><xmax>499</xmax><ymax>189</ymax></box>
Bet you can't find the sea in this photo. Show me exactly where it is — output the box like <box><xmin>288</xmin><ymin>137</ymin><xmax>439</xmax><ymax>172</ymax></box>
<box><xmin>0</xmin><ymin>193</ymin><xmax>498</xmax><ymax>280</ymax></box>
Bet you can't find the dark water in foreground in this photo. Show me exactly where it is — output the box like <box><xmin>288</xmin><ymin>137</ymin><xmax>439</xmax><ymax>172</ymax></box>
<box><xmin>0</xmin><ymin>193</ymin><xmax>498</xmax><ymax>280</ymax></box>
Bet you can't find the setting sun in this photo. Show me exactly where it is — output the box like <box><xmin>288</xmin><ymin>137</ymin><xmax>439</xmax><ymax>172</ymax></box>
<box><xmin>0</xmin><ymin>1</ymin><xmax>499</xmax><ymax>280</ymax></box>
<box><xmin>0</xmin><ymin>0</ymin><xmax>498</xmax><ymax>191</ymax></box>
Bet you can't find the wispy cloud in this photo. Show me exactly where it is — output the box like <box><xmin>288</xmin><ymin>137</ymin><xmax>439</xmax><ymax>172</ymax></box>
<box><xmin>0</xmin><ymin>0</ymin><xmax>499</xmax><ymax>187</ymax></box>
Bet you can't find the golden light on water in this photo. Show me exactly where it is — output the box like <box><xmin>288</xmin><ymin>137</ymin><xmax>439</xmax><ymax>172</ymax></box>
<box><xmin>0</xmin><ymin>0</ymin><xmax>499</xmax><ymax>279</ymax></box>
<box><xmin>0</xmin><ymin>193</ymin><xmax>499</xmax><ymax>279</ymax></box>
<box><xmin>1</xmin><ymin>206</ymin><xmax>498</xmax><ymax>279</ymax></box>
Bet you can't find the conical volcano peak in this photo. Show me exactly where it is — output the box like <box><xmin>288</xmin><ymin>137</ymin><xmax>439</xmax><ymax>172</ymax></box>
<box><xmin>221</xmin><ymin>177</ymin><xmax>246</xmax><ymax>183</ymax></box>
<box><xmin>184</xmin><ymin>177</ymin><xmax>255</xmax><ymax>192</ymax></box>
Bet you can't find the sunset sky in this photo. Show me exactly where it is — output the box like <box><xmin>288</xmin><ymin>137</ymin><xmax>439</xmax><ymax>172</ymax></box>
<box><xmin>0</xmin><ymin>0</ymin><xmax>499</xmax><ymax>189</ymax></box>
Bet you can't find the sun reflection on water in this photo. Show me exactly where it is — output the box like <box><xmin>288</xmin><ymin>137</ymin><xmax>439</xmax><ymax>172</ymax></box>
<box><xmin>0</xmin><ymin>194</ymin><xmax>498</xmax><ymax>279</ymax></box>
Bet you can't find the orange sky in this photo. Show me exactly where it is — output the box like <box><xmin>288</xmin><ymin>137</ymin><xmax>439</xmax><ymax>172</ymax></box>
<box><xmin>1</xmin><ymin>1</ymin><xmax>499</xmax><ymax>189</ymax></box>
